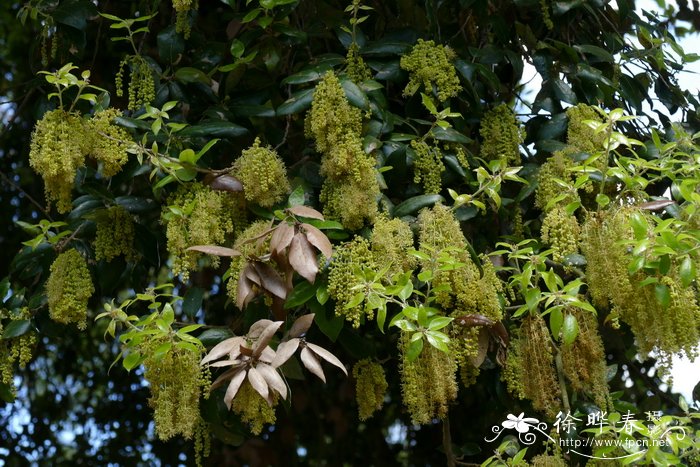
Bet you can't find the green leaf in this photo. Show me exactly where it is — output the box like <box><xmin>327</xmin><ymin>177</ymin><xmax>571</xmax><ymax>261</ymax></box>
<box><xmin>428</xmin><ymin>316</ymin><xmax>452</xmax><ymax>331</ymax></box>
<box><xmin>179</xmin><ymin>121</ymin><xmax>248</xmax><ymax>138</ymax></box>
<box><xmin>562</xmin><ymin>313</ymin><xmax>579</xmax><ymax>345</ymax></box>
<box><xmin>425</xmin><ymin>331</ymin><xmax>450</xmax><ymax>353</ymax></box>
<box><xmin>551</xmin><ymin>78</ymin><xmax>578</xmax><ymax>104</ymax></box>
<box><xmin>406</xmin><ymin>337</ymin><xmax>424</xmax><ymax>361</ymax></box>
<box><xmin>316</xmin><ymin>284</ymin><xmax>329</xmax><ymax>305</ymax></box>
<box><xmin>157</xmin><ymin>26</ymin><xmax>185</xmax><ymax>63</ymax></box>
<box><xmin>174</xmin><ymin>67</ymin><xmax>211</xmax><ymax>84</ymax></box>
<box><xmin>397</xmin><ymin>281</ymin><xmax>413</xmax><ymax>300</ymax></box>
<box><xmin>276</xmin><ymin>88</ymin><xmax>315</xmax><ymax>116</ymax></box>
<box><xmin>345</xmin><ymin>292</ymin><xmax>365</xmax><ymax>309</ymax></box>
<box><xmin>182</xmin><ymin>287</ymin><xmax>204</xmax><ymax>318</ymax></box>
<box><xmin>376</xmin><ymin>303</ymin><xmax>387</xmax><ymax>333</ymax></box>
<box><xmin>341</xmin><ymin>78</ymin><xmax>369</xmax><ymax>110</ymax></box>
<box><xmin>550</xmin><ymin>308</ymin><xmax>563</xmax><ymax>339</ymax></box>
<box><xmin>198</xmin><ymin>328</ymin><xmax>234</xmax><ymax>347</ymax></box>
<box><xmin>0</xmin><ymin>381</ymin><xmax>15</xmax><ymax>403</ymax></box>
<box><xmin>654</xmin><ymin>283</ymin><xmax>671</xmax><ymax>308</ymax></box>
<box><xmin>595</xmin><ymin>193</ymin><xmax>610</xmax><ymax>207</ymax></box>
<box><xmin>311</xmin><ymin>300</ymin><xmax>344</xmax><ymax>342</ymax></box>
<box><xmin>2</xmin><ymin>319</ymin><xmax>31</xmax><ymax>339</ymax></box>
<box><xmin>285</xmin><ymin>281</ymin><xmax>318</xmax><ymax>308</ymax></box>
<box><xmin>630</xmin><ymin>212</ymin><xmax>649</xmax><ymax>240</ymax></box>
<box><xmin>178</xmin><ymin>324</ymin><xmax>203</xmax><ymax>334</ymax></box>
<box><xmin>392</xmin><ymin>194</ymin><xmax>445</xmax><ymax>218</ymax></box>
<box><xmin>679</xmin><ymin>256</ymin><xmax>695</xmax><ymax>287</ymax></box>
<box><xmin>123</xmin><ymin>352</ymin><xmax>143</xmax><ymax>371</ymax></box>
<box><xmin>153</xmin><ymin>342</ymin><xmax>172</xmax><ymax>360</ymax></box>
<box><xmin>281</xmin><ymin>66</ymin><xmax>332</xmax><ymax>85</ymax></box>
<box><xmin>430</xmin><ymin>126</ymin><xmax>471</xmax><ymax>144</ymax></box>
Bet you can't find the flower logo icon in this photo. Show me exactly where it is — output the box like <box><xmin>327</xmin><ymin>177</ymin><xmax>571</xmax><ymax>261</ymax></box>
<box><xmin>502</xmin><ymin>412</ymin><xmax>540</xmax><ymax>433</ymax></box>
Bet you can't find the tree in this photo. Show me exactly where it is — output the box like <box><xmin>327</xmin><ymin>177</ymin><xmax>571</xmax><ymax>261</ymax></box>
<box><xmin>1</xmin><ymin>0</ymin><xmax>699</xmax><ymax>465</ymax></box>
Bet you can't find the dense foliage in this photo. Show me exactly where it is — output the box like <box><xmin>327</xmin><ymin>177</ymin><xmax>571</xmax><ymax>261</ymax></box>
<box><xmin>1</xmin><ymin>0</ymin><xmax>700</xmax><ymax>465</ymax></box>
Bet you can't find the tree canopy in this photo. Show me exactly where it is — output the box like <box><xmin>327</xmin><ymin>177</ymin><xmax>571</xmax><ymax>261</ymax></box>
<box><xmin>1</xmin><ymin>0</ymin><xmax>700</xmax><ymax>465</ymax></box>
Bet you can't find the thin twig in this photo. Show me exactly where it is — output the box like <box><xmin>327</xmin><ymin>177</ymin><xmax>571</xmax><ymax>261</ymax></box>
<box><xmin>0</xmin><ymin>170</ymin><xmax>52</xmax><ymax>220</ymax></box>
<box><xmin>442</xmin><ymin>414</ymin><xmax>457</xmax><ymax>467</ymax></box>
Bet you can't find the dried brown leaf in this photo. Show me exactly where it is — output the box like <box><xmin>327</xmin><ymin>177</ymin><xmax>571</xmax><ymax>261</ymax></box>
<box><xmin>205</xmin><ymin>173</ymin><xmax>243</xmax><ymax>192</ymax></box>
<box><xmin>252</xmin><ymin>262</ymin><xmax>288</xmax><ymax>300</ymax></box>
<box><xmin>270</xmin><ymin>338</ymin><xmax>300</xmax><ymax>368</ymax></box>
<box><xmin>270</xmin><ymin>223</ymin><xmax>295</xmax><ymax>255</ymax></box>
<box><xmin>252</xmin><ymin>320</ymin><xmax>284</xmax><ymax>358</ymax></box>
<box><xmin>259</xmin><ymin>346</ymin><xmax>276</xmax><ymax>364</ymax></box>
<box><xmin>201</xmin><ymin>336</ymin><xmax>244</xmax><ymax>365</ymax></box>
<box><xmin>286</xmin><ymin>205</ymin><xmax>324</xmax><ymax>220</ymax></box>
<box><xmin>455</xmin><ymin>314</ymin><xmax>494</xmax><ymax>328</ymax></box>
<box><xmin>256</xmin><ymin>363</ymin><xmax>288</xmax><ymax>399</ymax></box>
<box><xmin>207</xmin><ymin>359</ymin><xmax>238</xmax><ymax>368</ymax></box>
<box><xmin>490</xmin><ymin>321</ymin><xmax>509</xmax><ymax>347</ymax></box>
<box><xmin>302</xmin><ymin>223</ymin><xmax>333</xmax><ymax>258</ymax></box>
<box><xmin>223</xmin><ymin>368</ymin><xmax>247</xmax><ymax>409</ymax></box>
<box><xmin>187</xmin><ymin>245</ymin><xmax>241</xmax><ymax>257</ymax></box>
<box><xmin>306</xmin><ymin>342</ymin><xmax>347</xmax><ymax>376</ymax></box>
<box><xmin>247</xmin><ymin>366</ymin><xmax>270</xmax><ymax>402</ymax></box>
<box><xmin>236</xmin><ymin>275</ymin><xmax>256</xmax><ymax>310</ymax></box>
<box><xmin>243</xmin><ymin>263</ymin><xmax>262</xmax><ymax>286</ymax></box>
<box><xmin>210</xmin><ymin>366</ymin><xmax>242</xmax><ymax>392</ymax></box>
<box><xmin>638</xmin><ymin>199</ymin><xmax>675</xmax><ymax>211</ymax></box>
<box><xmin>248</xmin><ymin>319</ymin><xmax>275</xmax><ymax>339</ymax></box>
<box><xmin>300</xmin><ymin>347</ymin><xmax>326</xmax><ymax>383</ymax></box>
<box><xmin>289</xmin><ymin>234</ymin><xmax>319</xmax><ymax>283</ymax></box>
<box><xmin>288</xmin><ymin>314</ymin><xmax>315</xmax><ymax>338</ymax></box>
<box><xmin>470</xmin><ymin>328</ymin><xmax>490</xmax><ymax>368</ymax></box>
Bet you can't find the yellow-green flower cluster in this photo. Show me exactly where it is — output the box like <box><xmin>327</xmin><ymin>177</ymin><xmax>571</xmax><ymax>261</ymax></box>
<box><xmin>400</xmin><ymin>39</ymin><xmax>462</xmax><ymax>102</ymax></box>
<box><xmin>369</xmin><ymin>215</ymin><xmax>416</xmax><ymax>277</ymax></box>
<box><xmin>531</xmin><ymin>453</ymin><xmax>566</xmax><ymax>467</ymax></box>
<box><xmin>29</xmin><ymin>109</ymin><xmax>132</xmax><ymax>213</ymax></box>
<box><xmin>141</xmin><ymin>338</ymin><xmax>208</xmax><ymax>440</ymax></box>
<box><xmin>46</xmin><ymin>249</ymin><xmax>94</xmax><ymax>330</ymax></box>
<box><xmin>94</xmin><ymin>206</ymin><xmax>135</xmax><ymax>262</ymax></box>
<box><xmin>346</xmin><ymin>43</ymin><xmax>372</xmax><ymax>83</ymax></box>
<box><xmin>535</xmin><ymin>150</ymin><xmax>577</xmax><ymax>212</ymax></box>
<box><xmin>88</xmin><ymin>109</ymin><xmax>132</xmax><ymax>177</ymax></box>
<box><xmin>193</xmin><ymin>418</ymin><xmax>211</xmax><ymax>467</ymax></box>
<box><xmin>535</xmin><ymin>105</ymin><xmax>607</xmax><ymax>213</ymax></box>
<box><xmin>306</xmin><ymin>71</ymin><xmax>379</xmax><ymax>229</ymax></box>
<box><xmin>540</xmin><ymin>206</ymin><xmax>580</xmax><ymax>262</ymax></box>
<box><xmin>411</xmin><ymin>139</ymin><xmax>444</xmax><ymax>193</ymax></box>
<box><xmin>504</xmin><ymin>315</ymin><xmax>561</xmax><ymax>419</ymax></box>
<box><xmin>233</xmin><ymin>138</ymin><xmax>290</xmax><ymax>207</ymax></box>
<box><xmin>231</xmin><ymin>380</ymin><xmax>278</xmax><ymax>435</ymax></box>
<box><xmin>352</xmin><ymin>359</ymin><xmax>388</xmax><ymax>420</ymax></box>
<box><xmin>566</xmin><ymin>104</ymin><xmax>606</xmax><ymax>154</ymax></box>
<box><xmin>450</xmin><ymin>325</ymin><xmax>481</xmax><ymax>387</ymax></box>
<box><xmin>172</xmin><ymin>0</ymin><xmax>197</xmax><ymax>38</ymax></box>
<box><xmin>399</xmin><ymin>332</ymin><xmax>458</xmax><ymax>424</ymax></box>
<box><xmin>116</xmin><ymin>55</ymin><xmax>155</xmax><ymax>111</ymax></box>
<box><xmin>540</xmin><ymin>0</ymin><xmax>554</xmax><ymax>30</ymax></box>
<box><xmin>561</xmin><ymin>308</ymin><xmax>611</xmax><ymax>411</ymax></box>
<box><xmin>163</xmin><ymin>182</ymin><xmax>244</xmax><ymax>281</ymax></box>
<box><xmin>479</xmin><ymin>104</ymin><xmax>523</xmax><ymax>165</ymax></box>
<box><xmin>0</xmin><ymin>308</ymin><xmax>37</xmax><ymax>395</ymax></box>
<box><xmin>581</xmin><ymin>208</ymin><xmax>700</xmax><ymax>376</ymax></box>
<box><xmin>417</xmin><ymin>205</ymin><xmax>503</xmax><ymax>321</ymax></box>
<box><xmin>29</xmin><ymin>110</ymin><xmax>89</xmax><ymax>213</ymax></box>
<box><xmin>225</xmin><ymin>220</ymin><xmax>271</xmax><ymax>307</ymax></box>
<box><xmin>328</xmin><ymin>236</ymin><xmax>376</xmax><ymax>327</ymax></box>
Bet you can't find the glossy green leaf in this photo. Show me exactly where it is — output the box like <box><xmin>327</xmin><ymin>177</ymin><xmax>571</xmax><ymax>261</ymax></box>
<box><xmin>182</xmin><ymin>287</ymin><xmax>204</xmax><ymax>318</ymax></box>
<box><xmin>392</xmin><ymin>194</ymin><xmax>445</xmax><ymax>217</ymax></box>
<box><xmin>562</xmin><ymin>313</ymin><xmax>579</xmax><ymax>345</ymax></box>
<box><xmin>2</xmin><ymin>319</ymin><xmax>31</xmax><ymax>339</ymax></box>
